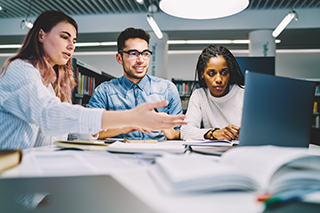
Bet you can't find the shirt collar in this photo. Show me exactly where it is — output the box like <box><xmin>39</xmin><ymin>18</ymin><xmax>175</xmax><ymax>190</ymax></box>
<box><xmin>120</xmin><ymin>75</ymin><xmax>149</xmax><ymax>91</ymax></box>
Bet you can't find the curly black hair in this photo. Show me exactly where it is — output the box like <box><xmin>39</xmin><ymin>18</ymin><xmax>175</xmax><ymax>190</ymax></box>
<box><xmin>196</xmin><ymin>44</ymin><xmax>245</xmax><ymax>88</ymax></box>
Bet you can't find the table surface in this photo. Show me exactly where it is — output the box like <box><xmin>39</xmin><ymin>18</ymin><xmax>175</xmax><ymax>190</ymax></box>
<box><xmin>2</xmin><ymin>143</ymin><xmax>320</xmax><ymax>213</ymax></box>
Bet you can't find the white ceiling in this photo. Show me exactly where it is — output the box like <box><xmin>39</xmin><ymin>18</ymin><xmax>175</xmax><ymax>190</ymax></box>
<box><xmin>0</xmin><ymin>0</ymin><xmax>319</xmax><ymax>52</ymax></box>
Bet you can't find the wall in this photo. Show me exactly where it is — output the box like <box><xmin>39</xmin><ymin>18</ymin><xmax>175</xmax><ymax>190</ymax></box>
<box><xmin>1</xmin><ymin>51</ymin><xmax>320</xmax><ymax>80</ymax></box>
<box><xmin>275</xmin><ymin>52</ymin><xmax>320</xmax><ymax>79</ymax></box>
<box><xmin>168</xmin><ymin>51</ymin><xmax>320</xmax><ymax>80</ymax></box>
<box><xmin>74</xmin><ymin>51</ymin><xmax>320</xmax><ymax>80</ymax></box>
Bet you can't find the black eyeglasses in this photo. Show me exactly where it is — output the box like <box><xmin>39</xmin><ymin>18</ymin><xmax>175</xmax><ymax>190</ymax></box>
<box><xmin>119</xmin><ymin>49</ymin><xmax>153</xmax><ymax>59</ymax></box>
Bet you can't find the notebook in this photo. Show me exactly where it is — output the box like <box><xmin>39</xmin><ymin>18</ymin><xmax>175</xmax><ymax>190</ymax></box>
<box><xmin>0</xmin><ymin>175</ymin><xmax>155</xmax><ymax>212</ymax></box>
<box><xmin>239</xmin><ymin>71</ymin><xmax>315</xmax><ymax>147</ymax></box>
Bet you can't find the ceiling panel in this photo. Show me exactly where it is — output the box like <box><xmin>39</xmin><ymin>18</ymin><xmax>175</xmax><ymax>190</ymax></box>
<box><xmin>0</xmin><ymin>0</ymin><xmax>319</xmax><ymax>18</ymax></box>
<box><xmin>0</xmin><ymin>0</ymin><xmax>319</xmax><ymax>51</ymax></box>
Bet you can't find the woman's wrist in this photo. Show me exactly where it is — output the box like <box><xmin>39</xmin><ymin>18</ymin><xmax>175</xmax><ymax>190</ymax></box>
<box><xmin>205</xmin><ymin>128</ymin><xmax>220</xmax><ymax>140</ymax></box>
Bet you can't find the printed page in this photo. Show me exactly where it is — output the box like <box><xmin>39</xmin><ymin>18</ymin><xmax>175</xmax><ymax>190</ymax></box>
<box><xmin>18</xmin><ymin>150</ymin><xmax>142</xmax><ymax>177</ymax></box>
<box><xmin>183</xmin><ymin>139</ymin><xmax>232</xmax><ymax>147</ymax></box>
<box><xmin>220</xmin><ymin>145</ymin><xmax>310</xmax><ymax>191</ymax></box>
<box><xmin>150</xmin><ymin>154</ymin><xmax>258</xmax><ymax>193</ymax></box>
<box><xmin>106</xmin><ymin>141</ymin><xmax>186</xmax><ymax>154</ymax></box>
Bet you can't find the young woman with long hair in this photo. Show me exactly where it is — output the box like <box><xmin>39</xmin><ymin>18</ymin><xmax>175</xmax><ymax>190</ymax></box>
<box><xmin>0</xmin><ymin>10</ymin><xmax>186</xmax><ymax>149</ymax></box>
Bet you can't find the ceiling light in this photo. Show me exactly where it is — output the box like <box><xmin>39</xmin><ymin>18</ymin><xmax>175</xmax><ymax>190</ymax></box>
<box><xmin>147</xmin><ymin>15</ymin><xmax>163</xmax><ymax>39</ymax></box>
<box><xmin>20</xmin><ymin>0</ymin><xmax>33</xmax><ymax>29</ymax></box>
<box><xmin>159</xmin><ymin>0</ymin><xmax>249</xmax><ymax>19</ymax></box>
<box><xmin>136</xmin><ymin>0</ymin><xmax>144</xmax><ymax>4</ymax></box>
<box><xmin>0</xmin><ymin>40</ymin><xmax>281</xmax><ymax>49</ymax></box>
<box><xmin>0</xmin><ymin>44</ymin><xmax>23</xmax><ymax>49</ymax></box>
<box><xmin>272</xmin><ymin>10</ymin><xmax>298</xmax><ymax>38</ymax></box>
<box><xmin>147</xmin><ymin>4</ymin><xmax>163</xmax><ymax>39</ymax></box>
<box><xmin>74</xmin><ymin>42</ymin><xmax>117</xmax><ymax>47</ymax></box>
<box><xmin>168</xmin><ymin>39</ymin><xmax>281</xmax><ymax>45</ymax></box>
<box><xmin>20</xmin><ymin>20</ymin><xmax>33</xmax><ymax>29</ymax></box>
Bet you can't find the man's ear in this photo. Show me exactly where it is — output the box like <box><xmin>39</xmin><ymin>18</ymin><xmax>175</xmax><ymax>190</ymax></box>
<box><xmin>116</xmin><ymin>53</ymin><xmax>123</xmax><ymax>65</ymax></box>
<box><xmin>200</xmin><ymin>71</ymin><xmax>204</xmax><ymax>79</ymax></box>
<box><xmin>38</xmin><ymin>29</ymin><xmax>45</xmax><ymax>43</ymax></box>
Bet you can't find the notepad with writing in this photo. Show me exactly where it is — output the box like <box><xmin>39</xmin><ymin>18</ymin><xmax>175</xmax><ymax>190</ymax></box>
<box><xmin>183</xmin><ymin>139</ymin><xmax>238</xmax><ymax>147</ymax></box>
<box><xmin>149</xmin><ymin>145</ymin><xmax>320</xmax><ymax>194</ymax></box>
<box><xmin>0</xmin><ymin>150</ymin><xmax>22</xmax><ymax>173</ymax></box>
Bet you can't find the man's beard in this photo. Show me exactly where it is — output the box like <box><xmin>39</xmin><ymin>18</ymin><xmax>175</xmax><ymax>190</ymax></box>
<box><xmin>123</xmin><ymin>67</ymin><xmax>148</xmax><ymax>80</ymax></box>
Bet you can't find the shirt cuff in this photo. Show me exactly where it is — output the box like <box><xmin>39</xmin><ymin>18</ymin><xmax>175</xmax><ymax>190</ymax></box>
<box><xmin>78</xmin><ymin>108</ymin><xmax>104</xmax><ymax>134</ymax></box>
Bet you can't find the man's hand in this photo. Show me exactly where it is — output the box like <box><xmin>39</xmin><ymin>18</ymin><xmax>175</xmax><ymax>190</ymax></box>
<box><xmin>98</xmin><ymin>126</ymin><xmax>150</xmax><ymax>139</ymax></box>
<box><xmin>162</xmin><ymin>128</ymin><xmax>181</xmax><ymax>140</ymax></box>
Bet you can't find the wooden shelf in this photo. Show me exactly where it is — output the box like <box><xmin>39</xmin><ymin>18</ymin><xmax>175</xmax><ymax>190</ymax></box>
<box><xmin>72</xmin><ymin>58</ymin><xmax>115</xmax><ymax>106</ymax></box>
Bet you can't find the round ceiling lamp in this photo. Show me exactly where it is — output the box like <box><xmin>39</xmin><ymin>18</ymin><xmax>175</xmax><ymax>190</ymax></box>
<box><xmin>159</xmin><ymin>0</ymin><xmax>249</xmax><ymax>20</ymax></box>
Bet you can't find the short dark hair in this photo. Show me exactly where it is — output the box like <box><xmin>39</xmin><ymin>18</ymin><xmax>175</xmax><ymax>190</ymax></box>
<box><xmin>117</xmin><ymin>27</ymin><xmax>150</xmax><ymax>53</ymax></box>
<box><xmin>196</xmin><ymin>44</ymin><xmax>245</xmax><ymax>88</ymax></box>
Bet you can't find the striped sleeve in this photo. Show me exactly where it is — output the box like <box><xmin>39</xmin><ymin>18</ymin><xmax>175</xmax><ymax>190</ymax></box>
<box><xmin>0</xmin><ymin>60</ymin><xmax>104</xmax><ymax>148</ymax></box>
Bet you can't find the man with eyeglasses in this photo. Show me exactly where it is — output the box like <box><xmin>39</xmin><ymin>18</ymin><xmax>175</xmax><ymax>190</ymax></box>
<box><xmin>88</xmin><ymin>27</ymin><xmax>183</xmax><ymax>140</ymax></box>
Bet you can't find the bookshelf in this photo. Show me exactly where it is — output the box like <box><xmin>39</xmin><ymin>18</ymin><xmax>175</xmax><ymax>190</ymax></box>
<box><xmin>72</xmin><ymin>58</ymin><xmax>115</xmax><ymax>107</ymax></box>
<box><xmin>311</xmin><ymin>80</ymin><xmax>320</xmax><ymax>145</ymax></box>
<box><xmin>171</xmin><ymin>79</ymin><xmax>199</xmax><ymax>113</ymax></box>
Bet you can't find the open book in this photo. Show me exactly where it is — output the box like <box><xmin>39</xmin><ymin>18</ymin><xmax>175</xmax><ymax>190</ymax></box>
<box><xmin>149</xmin><ymin>146</ymin><xmax>320</xmax><ymax>194</ymax></box>
<box><xmin>54</xmin><ymin>139</ymin><xmax>117</xmax><ymax>151</ymax></box>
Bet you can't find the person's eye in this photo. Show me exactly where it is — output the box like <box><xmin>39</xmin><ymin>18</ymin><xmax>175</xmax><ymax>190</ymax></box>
<box><xmin>208</xmin><ymin>72</ymin><xmax>214</xmax><ymax>76</ymax></box>
<box><xmin>129</xmin><ymin>51</ymin><xmax>139</xmax><ymax>57</ymax></box>
<box><xmin>142</xmin><ymin>52</ymin><xmax>150</xmax><ymax>57</ymax></box>
<box><xmin>61</xmin><ymin>35</ymin><xmax>68</xmax><ymax>39</ymax></box>
<box><xmin>221</xmin><ymin>70</ymin><xmax>229</xmax><ymax>75</ymax></box>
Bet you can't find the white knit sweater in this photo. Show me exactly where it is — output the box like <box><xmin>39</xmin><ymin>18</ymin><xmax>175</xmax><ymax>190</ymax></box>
<box><xmin>180</xmin><ymin>84</ymin><xmax>245</xmax><ymax>140</ymax></box>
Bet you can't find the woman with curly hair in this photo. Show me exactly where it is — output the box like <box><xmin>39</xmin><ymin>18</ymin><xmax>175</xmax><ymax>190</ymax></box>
<box><xmin>181</xmin><ymin>44</ymin><xmax>245</xmax><ymax>141</ymax></box>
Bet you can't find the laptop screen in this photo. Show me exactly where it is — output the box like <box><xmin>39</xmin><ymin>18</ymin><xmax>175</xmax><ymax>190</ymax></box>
<box><xmin>239</xmin><ymin>71</ymin><xmax>315</xmax><ymax>147</ymax></box>
<box><xmin>0</xmin><ymin>175</ymin><xmax>155</xmax><ymax>212</ymax></box>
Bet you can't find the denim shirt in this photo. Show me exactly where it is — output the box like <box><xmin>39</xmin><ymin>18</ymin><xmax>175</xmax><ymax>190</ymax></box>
<box><xmin>88</xmin><ymin>75</ymin><xmax>182</xmax><ymax>140</ymax></box>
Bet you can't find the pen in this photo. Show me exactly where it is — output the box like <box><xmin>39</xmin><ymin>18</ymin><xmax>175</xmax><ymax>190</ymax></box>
<box><xmin>263</xmin><ymin>188</ymin><xmax>320</xmax><ymax>209</ymax></box>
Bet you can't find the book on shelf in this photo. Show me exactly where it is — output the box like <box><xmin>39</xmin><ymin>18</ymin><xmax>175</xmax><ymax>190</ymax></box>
<box><xmin>173</xmin><ymin>81</ymin><xmax>195</xmax><ymax>96</ymax></box>
<box><xmin>181</xmin><ymin>98</ymin><xmax>189</xmax><ymax>111</ymax></box>
<box><xmin>75</xmin><ymin>72</ymin><xmax>96</xmax><ymax>96</ymax></box>
<box><xmin>0</xmin><ymin>150</ymin><xmax>23</xmax><ymax>173</ymax></box>
<box><xmin>315</xmin><ymin>85</ymin><xmax>319</xmax><ymax>96</ymax></box>
<box><xmin>149</xmin><ymin>145</ymin><xmax>320</xmax><ymax>194</ymax></box>
<box><xmin>314</xmin><ymin>101</ymin><xmax>318</xmax><ymax>114</ymax></box>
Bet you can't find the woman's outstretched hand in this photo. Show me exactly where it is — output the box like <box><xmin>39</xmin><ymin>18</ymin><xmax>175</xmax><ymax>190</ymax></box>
<box><xmin>101</xmin><ymin>100</ymin><xmax>187</xmax><ymax>131</ymax></box>
<box><xmin>131</xmin><ymin>100</ymin><xmax>187</xmax><ymax>131</ymax></box>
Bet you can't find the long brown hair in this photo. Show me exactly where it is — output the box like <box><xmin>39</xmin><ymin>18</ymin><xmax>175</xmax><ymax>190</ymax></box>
<box><xmin>1</xmin><ymin>10</ymin><xmax>77</xmax><ymax>103</ymax></box>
